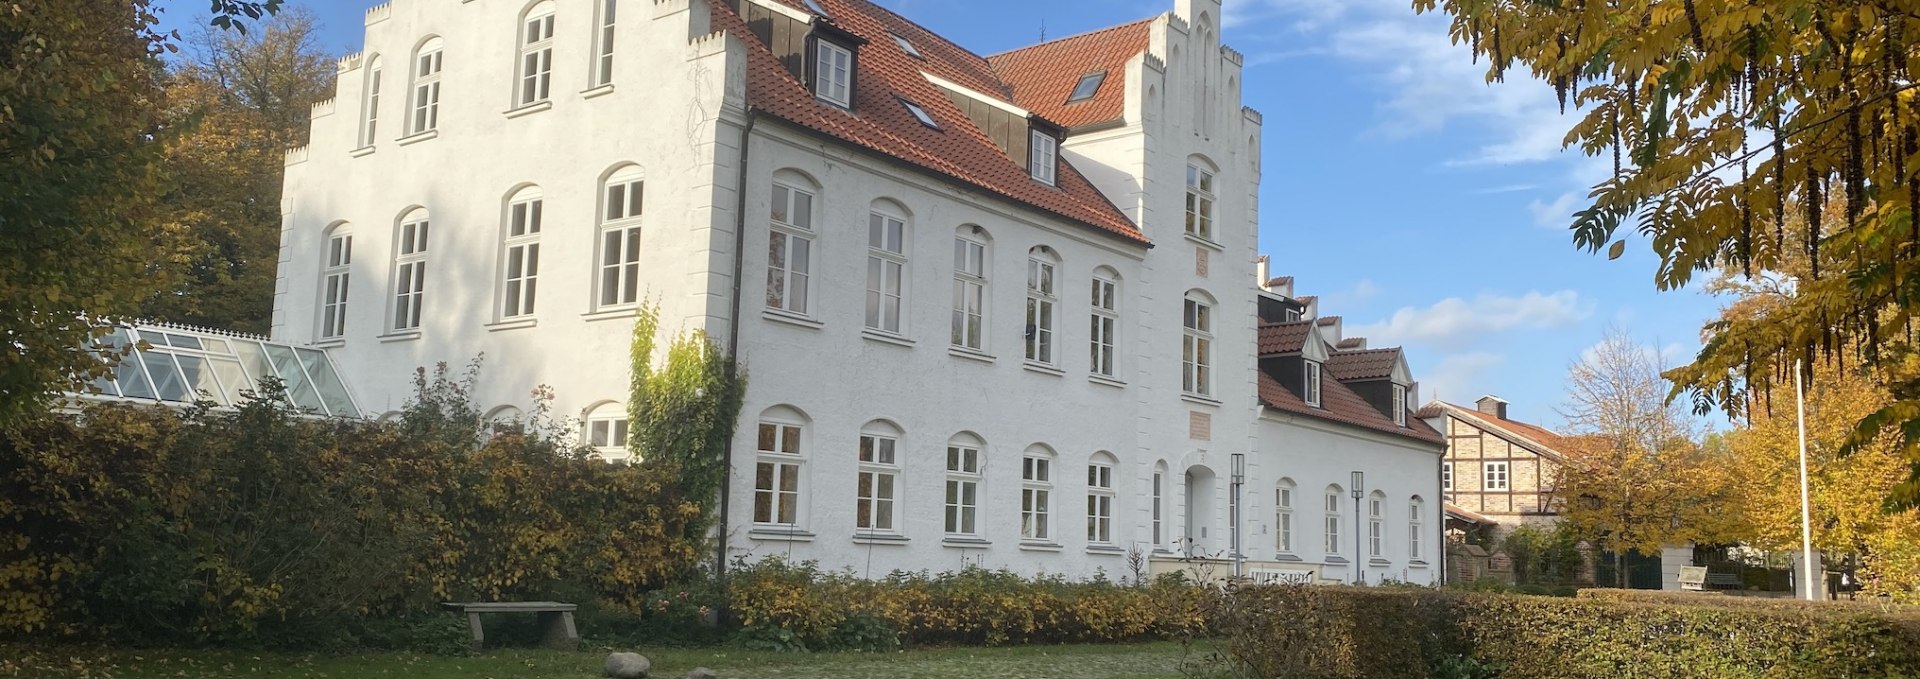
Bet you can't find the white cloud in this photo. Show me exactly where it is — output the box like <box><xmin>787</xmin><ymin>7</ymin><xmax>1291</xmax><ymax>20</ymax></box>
<box><xmin>1417</xmin><ymin>352</ymin><xmax>1505</xmax><ymax>405</ymax></box>
<box><xmin>1527</xmin><ymin>191</ymin><xmax>1580</xmax><ymax>229</ymax></box>
<box><xmin>1349</xmin><ymin>290</ymin><xmax>1593</xmax><ymax>353</ymax></box>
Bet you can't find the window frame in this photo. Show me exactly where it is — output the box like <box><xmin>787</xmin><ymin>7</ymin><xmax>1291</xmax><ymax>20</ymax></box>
<box><xmin>596</xmin><ymin>167</ymin><xmax>645</xmax><ymax>310</ymax></box>
<box><xmin>1024</xmin><ymin>251</ymin><xmax>1058</xmax><ymax>365</ymax></box>
<box><xmin>590</xmin><ymin>0</ymin><xmax>617</xmax><ymax>88</ymax></box>
<box><xmin>1020</xmin><ymin>447</ymin><xmax>1054</xmax><ymax>542</ymax></box>
<box><xmin>1275</xmin><ymin>478</ymin><xmax>1296</xmax><ymax>554</ymax></box>
<box><xmin>901</xmin><ymin>97</ymin><xmax>939</xmax><ymax>128</ymax></box>
<box><xmin>855</xmin><ymin>426</ymin><xmax>901</xmax><ymax>534</ymax></box>
<box><xmin>319</xmin><ymin>228</ymin><xmax>353</xmax><ymax>340</ymax></box>
<box><xmin>1067</xmin><ymin>71</ymin><xmax>1106</xmax><ymax>102</ymax></box>
<box><xmin>409</xmin><ymin>41</ymin><xmax>443</xmax><ymax>134</ymax></box>
<box><xmin>753</xmin><ymin>417</ymin><xmax>806</xmax><ymax>526</ymax></box>
<box><xmin>1324</xmin><ymin>485</ymin><xmax>1343</xmax><ymax>557</ymax></box>
<box><xmin>950</xmin><ymin>232</ymin><xmax>987</xmax><ymax>351</ymax></box>
<box><xmin>1029</xmin><ymin>128</ymin><xmax>1058</xmax><ymax>185</ymax></box>
<box><xmin>358</xmin><ymin>56</ymin><xmax>383</xmax><ymax>148</ymax></box>
<box><xmin>1185</xmin><ymin>162</ymin><xmax>1216</xmax><ymax>240</ymax></box>
<box><xmin>944</xmin><ymin>436</ymin><xmax>983</xmax><ymax>537</ymax></box>
<box><xmin>500</xmin><ymin>189</ymin><xmax>544</xmax><ymax>320</ymax></box>
<box><xmin>1089</xmin><ymin>272</ymin><xmax>1118</xmax><ymax>377</ymax></box>
<box><xmin>390</xmin><ymin>211</ymin><xmax>428</xmax><ymax>332</ymax></box>
<box><xmin>1085</xmin><ymin>453</ymin><xmax>1116</xmax><ymax>544</ymax></box>
<box><xmin>864</xmin><ymin>208</ymin><xmax>907</xmax><ymax>334</ymax></box>
<box><xmin>1182</xmin><ymin>296</ymin><xmax>1213</xmax><ymax>396</ymax></box>
<box><xmin>1392</xmin><ymin>384</ymin><xmax>1408</xmax><ymax>426</ymax></box>
<box><xmin>1368</xmin><ymin>492</ymin><xmax>1386</xmax><ymax>559</ymax></box>
<box><xmin>1442</xmin><ymin>461</ymin><xmax>1453</xmax><ymax>492</ymax></box>
<box><xmin>1485</xmin><ymin>461</ymin><xmax>1511</xmax><ymax>491</ymax></box>
<box><xmin>584</xmin><ymin>402</ymin><xmax>630</xmax><ymax>461</ymax></box>
<box><xmin>516</xmin><ymin>3</ymin><xmax>557</xmax><ymax>107</ymax></box>
<box><xmin>1305</xmin><ymin>361</ymin><xmax>1323</xmax><ymax>407</ymax></box>
<box><xmin>1409</xmin><ymin>496</ymin><xmax>1425</xmax><ymax>561</ymax></box>
<box><xmin>1150</xmin><ymin>466</ymin><xmax>1166</xmax><ymax>548</ymax></box>
<box><xmin>766</xmin><ymin>181</ymin><xmax>815</xmax><ymax>315</ymax></box>
<box><xmin>812</xmin><ymin>38</ymin><xmax>854</xmax><ymax>108</ymax></box>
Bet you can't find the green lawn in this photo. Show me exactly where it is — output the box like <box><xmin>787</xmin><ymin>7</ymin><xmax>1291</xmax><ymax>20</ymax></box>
<box><xmin>0</xmin><ymin>642</ymin><xmax>1207</xmax><ymax>679</ymax></box>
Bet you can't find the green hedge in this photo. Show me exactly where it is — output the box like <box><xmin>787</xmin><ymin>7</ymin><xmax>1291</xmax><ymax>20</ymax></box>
<box><xmin>1213</xmin><ymin>586</ymin><xmax>1920</xmax><ymax>678</ymax></box>
<box><xmin>1577</xmin><ymin>587</ymin><xmax>1920</xmax><ymax>618</ymax></box>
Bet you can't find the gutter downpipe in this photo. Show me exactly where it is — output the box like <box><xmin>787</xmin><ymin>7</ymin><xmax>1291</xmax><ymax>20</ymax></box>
<box><xmin>719</xmin><ymin>108</ymin><xmax>759</xmax><ymax>581</ymax></box>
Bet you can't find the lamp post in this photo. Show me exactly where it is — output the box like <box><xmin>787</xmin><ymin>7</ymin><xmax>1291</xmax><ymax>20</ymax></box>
<box><xmin>1231</xmin><ymin>453</ymin><xmax>1246</xmax><ymax>579</ymax></box>
<box><xmin>1350</xmin><ymin>471</ymin><xmax>1365</xmax><ymax>585</ymax></box>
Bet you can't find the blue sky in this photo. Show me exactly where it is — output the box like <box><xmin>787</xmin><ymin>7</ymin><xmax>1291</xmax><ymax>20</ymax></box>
<box><xmin>158</xmin><ymin>0</ymin><xmax>1725</xmax><ymax>428</ymax></box>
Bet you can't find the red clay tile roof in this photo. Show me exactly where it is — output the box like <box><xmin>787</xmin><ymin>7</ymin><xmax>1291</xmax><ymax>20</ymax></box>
<box><xmin>1413</xmin><ymin>403</ymin><xmax>1446</xmax><ymax>419</ymax></box>
<box><xmin>986</xmin><ymin>19</ymin><xmax>1154</xmax><ymax>130</ymax></box>
<box><xmin>1325</xmin><ymin>348</ymin><xmax>1400</xmax><ymax>381</ymax></box>
<box><xmin>1259</xmin><ymin>372</ymin><xmax>1443</xmax><ymax>444</ymax></box>
<box><xmin>1335</xmin><ymin>337</ymin><xmax>1367</xmax><ymax>350</ymax></box>
<box><xmin>711</xmin><ymin>0</ymin><xmax>1145</xmax><ymax>243</ymax></box>
<box><xmin>1315</xmin><ymin>316</ymin><xmax>1341</xmax><ymax>327</ymax></box>
<box><xmin>1257</xmin><ymin>321</ymin><xmax>1313</xmax><ymax>355</ymax></box>
<box><xmin>1267</xmin><ymin>276</ymin><xmax>1294</xmax><ymax>287</ymax></box>
<box><xmin>1445</xmin><ymin>503</ymin><xmax>1493</xmax><ymax>524</ymax></box>
<box><xmin>1431</xmin><ymin>401</ymin><xmax>1573</xmax><ymax>461</ymax></box>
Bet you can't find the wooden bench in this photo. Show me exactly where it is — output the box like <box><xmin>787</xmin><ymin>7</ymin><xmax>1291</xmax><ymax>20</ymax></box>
<box><xmin>441</xmin><ymin>601</ymin><xmax>578</xmax><ymax>652</ymax></box>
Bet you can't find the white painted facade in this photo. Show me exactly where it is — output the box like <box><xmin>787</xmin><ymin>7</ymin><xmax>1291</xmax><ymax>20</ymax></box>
<box><xmin>275</xmin><ymin>0</ymin><xmax>1443</xmax><ymax>583</ymax></box>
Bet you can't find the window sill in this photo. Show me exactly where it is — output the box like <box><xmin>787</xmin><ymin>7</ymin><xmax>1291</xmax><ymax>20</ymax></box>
<box><xmin>1274</xmin><ymin>553</ymin><xmax>1304</xmax><ymax>562</ymax></box>
<box><xmin>396</xmin><ymin>129</ymin><xmax>438</xmax><ymax>146</ymax></box>
<box><xmin>762</xmin><ymin>308</ymin><xmax>823</xmax><ymax>330</ymax></box>
<box><xmin>349</xmin><ymin>145</ymin><xmax>376</xmax><ymax>158</ymax></box>
<box><xmin>1021</xmin><ymin>361</ymin><xmax>1063</xmax><ymax>377</ymax></box>
<box><xmin>853</xmin><ymin>532</ymin><xmax>909</xmax><ymax>545</ymax></box>
<box><xmin>486</xmin><ymin>318</ymin><xmax>537</xmax><ymax>332</ymax></box>
<box><xmin>1324</xmin><ymin>556</ymin><xmax>1350</xmax><ymax>565</ymax></box>
<box><xmin>941</xmin><ymin>537</ymin><xmax>991</xmax><ymax>548</ymax></box>
<box><xmin>861</xmin><ymin>329</ymin><xmax>914</xmax><ymax>348</ymax></box>
<box><xmin>1087</xmin><ymin>374</ymin><xmax>1126</xmax><ymax>389</ymax></box>
<box><xmin>1409</xmin><ymin>560</ymin><xmax>1430</xmax><ymax>568</ymax></box>
<box><xmin>583</xmin><ymin>308</ymin><xmax>639</xmax><ymax>323</ymax></box>
<box><xmin>1017</xmin><ymin>540</ymin><xmax>1063</xmax><ymax>552</ymax></box>
<box><xmin>377</xmin><ymin>331</ymin><xmax>422</xmax><ymax>343</ymax></box>
<box><xmin>503</xmin><ymin>100</ymin><xmax>553</xmax><ymax>119</ymax></box>
<box><xmin>1184</xmin><ymin>232</ymin><xmax>1224</xmax><ymax>251</ymax></box>
<box><xmin>748</xmin><ymin>527</ymin><xmax>815</xmax><ymax>542</ymax></box>
<box><xmin>1085</xmin><ymin>544</ymin><xmax>1125</xmax><ymax>555</ymax></box>
<box><xmin>948</xmin><ymin>347</ymin><xmax>994</xmax><ymax>363</ymax></box>
<box><xmin>581</xmin><ymin>83</ymin><xmax>615</xmax><ymax>99</ymax></box>
<box><xmin>1181</xmin><ymin>393</ymin><xmax>1222</xmax><ymax>408</ymax></box>
<box><xmin>1369</xmin><ymin>559</ymin><xmax>1393</xmax><ymax>567</ymax></box>
<box><xmin>313</xmin><ymin>338</ymin><xmax>346</xmax><ymax>349</ymax></box>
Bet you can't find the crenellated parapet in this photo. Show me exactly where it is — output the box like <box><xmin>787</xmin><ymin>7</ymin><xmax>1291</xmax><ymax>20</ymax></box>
<box><xmin>284</xmin><ymin>145</ymin><xmax>310</xmax><ymax>167</ymax></box>
<box><xmin>365</xmin><ymin>1</ymin><xmax>392</xmax><ymax>25</ymax></box>
<box><xmin>1220</xmin><ymin>44</ymin><xmax>1243</xmax><ymax>66</ymax></box>
<box><xmin>337</xmin><ymin>51</ymin><xmax>364</xmax><ymax>73</ymax></box>
<box><xmin>310</xmin><ymin>97</ymin><xmax>335</xmax><ymax>119</ymax></box>
<box><xmin>1241</xmin><ymin>106</ymin><xmax>1262</xmax><ymax>125</ymax></box>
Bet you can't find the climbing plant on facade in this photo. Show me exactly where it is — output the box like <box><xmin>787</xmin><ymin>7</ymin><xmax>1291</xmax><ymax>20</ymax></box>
<box><xmin>628</xmin><ymin>302</ymin><xmax>748</xmax><ymax>545</ymax></box>
<box><xmin>1413</xmin><ymin>0</ymin><xmax>1920</xmax><ymax>508</ymax></box>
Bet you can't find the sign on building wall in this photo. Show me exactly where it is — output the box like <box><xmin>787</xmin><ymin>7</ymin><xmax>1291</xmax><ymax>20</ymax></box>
<box><xmin>1247</xmin><ymin>568</ymin><xmax>1316</xmax><ymax>586</ymax></box>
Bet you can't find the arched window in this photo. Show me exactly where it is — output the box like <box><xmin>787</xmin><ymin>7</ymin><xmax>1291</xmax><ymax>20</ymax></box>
<box><xmin>1275</xmin><ymin>477</ymin><xmax>1296</xmax><ymax>554</ymax></box>
<box><xmin>865</xmin><ymin>201</ymin><xmax>909</xmax><ymax>333</ymax></box>
<box><xmin>409</xmin><ymin>38</ymin><xmax>443</xmax><ymax>134</ymax></box>
<box><xmin>1368</xmin><ymin>491</ymin><xmax>1387</xmax><ymax>559</ymax></box>
<box><xmin>391</xmin><ymin>208</ymin><xmax>429</xmax><ymax>332</ymax></box>
<box><xmin>597</xmin><ymin>165</ymin><xmax>645</xmax><ymax>309</ymax></box>
<box><xmin>944</xmin><ymin>432</ymin><xmax>983</xmax><ymax>536</ymax></box>
<box><xmin>584</xmin><ymin>401</ymin><xmax>629</xmax><ymax>460</ymax></box>
<box><xmin>766</xmin><ymin>170</ymin><xmax>817</xmax><ymax>315</ymax></box>
<box><xmin>1182</xmin><ymin>291</ymin><xmax>1214</xmax><ymax>396</ymax></box>
<box><xmin>500</xmin><ymin>186</ymin><xmax>543</xmax><ymax>319</ymax></box>
<box><xmin>950</xmin><ymin>226</ymin><xmax>989</xmax><ymax>352</ymax></box>
<box><xmin>1185</xmin><ymin>156</ymin><xmax>1217</xmax><ymax>240</ymax></box>
<box><xmin>1150</xmin><ymin>461</ymin><xmax>1169</xmax><ymax>548</ymax></box>
<box><xmin>856</xmin><ymin>419</ymin><xmax>902</xmax><ymax>534</ymax></box>
<box><xmin>753</xmin><ymin>405</ymin><xmax>808</xmax><ymax>526</ymax></box>
<box><xmin>486</xmin><ymin>405</ymin><xmax>525</xmax><ymax>438</ymax></box>
<box><xmin>590</xmin><ymin>0</ymin><xmax>618</xmax><ymax>87</ymax></box>
<box><xmin>1409</xmin><ymin>496</ymin><xmax>1426</xmax><ymax>562</ymax></box>
<box><xmin>319</xmin><ymin>223</ymin><xmax>352</xmax><ymax>340</ymax></box>
<box><xmin>1324</xmin><ymin>484</ymin><xmax>1343</xmax><ymax>557</ymax></box>
<box><xmin>1024</xmin><ymin>246</ymin><xmax>1059</xmax><ymax>365</ymax></box>
<box><xmin>516</xmin><ymin>1</ymin><xmax>556</xmax><ymax>106</ymax></box>
<box><xmin>1085</xmin><ymin>451</ymin><xmax>1117</xmax><ymax>544</ymax></box>
<box><xmin>358</xmin><ymin>55</ymin><xmax>383</xmax><ymax>148</ymax></box>
<box><xmin>1089</xmin><ymin>267</ymin><xmax>1119</xmax><ymax>377</ymax></box>
<box><xmin>1021</xmin><ymin>444</ymin><xmax>1055</xmax><ymax>541</ymax></box>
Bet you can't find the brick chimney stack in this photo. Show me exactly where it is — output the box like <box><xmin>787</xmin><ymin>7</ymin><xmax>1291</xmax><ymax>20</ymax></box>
<box><xmin>1475</xmin><ymin>395</ymin><xmax>1508</xmax><ymax>420</ymax></box>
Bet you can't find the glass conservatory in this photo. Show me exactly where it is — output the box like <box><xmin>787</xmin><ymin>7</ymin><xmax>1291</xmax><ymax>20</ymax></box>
<box><xmin>79</xmin><ymin>324</ymin><xmax>361</xmax><ymax>418</ymax></box>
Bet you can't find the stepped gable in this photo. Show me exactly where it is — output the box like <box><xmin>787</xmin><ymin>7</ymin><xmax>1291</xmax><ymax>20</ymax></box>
<box><xmin>712</xmin><ymin>0</ymin><xmax>1145</xmax><ymax>243</ymax></box>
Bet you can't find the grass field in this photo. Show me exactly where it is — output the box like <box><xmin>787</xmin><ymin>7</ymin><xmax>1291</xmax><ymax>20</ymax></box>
<box><xmin>0</xmin><ymin>642</ymin><xmax>1208</xmax><ymax>679</ymax></box>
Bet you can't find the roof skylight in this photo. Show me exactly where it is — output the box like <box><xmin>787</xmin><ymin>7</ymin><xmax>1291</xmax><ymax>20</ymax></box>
<box><xmin>1068</xmin><ymin>71</ymin><xmax>1106</xmax><ymax>102</ymax></box>
<box><xmin>900</xmin><ymin>98</ymin><xmax>939</xmax><ymax>128</ymax></box>
<box><xmin>802</xmin><ymin>0</ymin><xmax>830</xmax><ymax>17</ymax></box>
<box><xmin>891</xmin><ymin>32</ymin><xmax>923</xmax><ymax>59</ymax></box>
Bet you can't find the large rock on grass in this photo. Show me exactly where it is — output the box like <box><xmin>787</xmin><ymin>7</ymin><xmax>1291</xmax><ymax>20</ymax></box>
<box><xmin>604</xmin><ymin>652</ymin><xmax>651</xmax><ymax>679</ymax></box>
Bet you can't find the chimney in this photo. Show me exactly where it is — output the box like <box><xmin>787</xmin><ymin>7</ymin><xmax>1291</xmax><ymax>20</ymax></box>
<box><xmin>1476</xmin><ymin>395</ymin><xmax>1508</xmax><ymax>420</ymax></box>
<box><xmin>1255</xmin><ymin>256</ymin><xmax>1271</xmax><ymax>292</ymax></box>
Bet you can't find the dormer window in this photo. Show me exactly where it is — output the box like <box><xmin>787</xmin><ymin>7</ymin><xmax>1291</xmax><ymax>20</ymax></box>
<box><xmin>812</xmin><ymin>38</ymin><xmax>854</xmax><ymax>108</ymax></box>
<box><xmin>1283</xmin><ymin>307</ymin><xmax>1302</xmax><ymax>322</ymax></box>
<box><xmin>1392</xmin><ymin>383</ymin><xmax>1407</xmax><ymax>426</ymax></box>
<box><xmin>1029</xmin><ymin>128</ymin><xmax>1057</xmax><ymax>185</ymax></box>
<box><xmin>890</xmin><ymin>32</ymin><xmax>922</xmax><ymax>59</ymax></box>
<box><xmin>1068</xmin><ymin>71</ymin><xmax>1105</xmax><ymax>102</ymax></box>
<box><xmin>1305</xmin><ymin>361</ymin><xmax>1323</xmax><ymax>407</ymax></box>
<box><xmin>901</xmin><ymin>98</ymin><xmax>938</xmax><ymax>129</ymax></box>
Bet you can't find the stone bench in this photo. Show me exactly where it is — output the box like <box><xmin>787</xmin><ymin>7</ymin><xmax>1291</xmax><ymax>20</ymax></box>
<box><xmin>441</xmin><ymin>601</ymin><xmax>578</xmax><ymax>652</ymax></box>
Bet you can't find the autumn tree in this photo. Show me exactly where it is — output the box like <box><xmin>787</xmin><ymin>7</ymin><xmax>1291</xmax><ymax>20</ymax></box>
<box><xmin>0</xmin><ymin>0</ymin><xmax>180</xmax><ymax>425</ymax></box>
<box><xmin>1556</xmin><ymin>327</ymin><xmax>1736</xmax><ymax>587</ymax></box>
<box><xmin>138</xmin><ymin>9</ymin><xmax>334</xmax><ymax>334</ymax></box>
<box><xmin>1413</xmin><ymin>0</ymin><xmax>1920</xmax><ymax>509</ymax></box>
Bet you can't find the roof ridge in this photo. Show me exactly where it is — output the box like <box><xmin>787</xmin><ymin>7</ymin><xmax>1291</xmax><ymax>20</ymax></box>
<box><xmin>984</xmin><ymin>15</ymin><xmax>1159</xmax><ymax>60</ymax></box>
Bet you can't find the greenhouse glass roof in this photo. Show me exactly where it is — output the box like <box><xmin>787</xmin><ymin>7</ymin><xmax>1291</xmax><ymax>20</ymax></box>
<box><xmin>81</xmin><ymin>324</ymin><xmax>361</xmax><ymax>418</ymax></box>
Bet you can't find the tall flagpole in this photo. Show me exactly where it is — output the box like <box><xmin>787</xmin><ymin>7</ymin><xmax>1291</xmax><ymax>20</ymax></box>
<box><xmin>1795</xmin><ymin>360</ymin><xmax>1818</xmax><ymax>601</ymax></box>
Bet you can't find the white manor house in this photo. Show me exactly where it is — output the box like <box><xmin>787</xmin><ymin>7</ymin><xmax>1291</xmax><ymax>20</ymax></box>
<box><xmin>247</xmin><ymin>0</ymin><xmax>1448</xmax><ymax>583</ymax></box>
